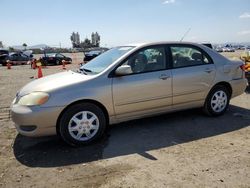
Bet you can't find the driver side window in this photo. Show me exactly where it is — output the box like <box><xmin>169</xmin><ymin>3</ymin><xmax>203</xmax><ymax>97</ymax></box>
<box><xmin>56</xmin><ymin>54</ymin><xmax>64</xmax><ymax>58</ymax></box>
<box><xmin>122</xmin><ymin>46</ymin><xmax>166</xmax><ymax>74</ymax></box>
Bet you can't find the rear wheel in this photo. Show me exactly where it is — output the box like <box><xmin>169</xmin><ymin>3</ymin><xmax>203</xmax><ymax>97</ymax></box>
<box><xmin>59</xmin><ymin>103</ymin><xmax>106</xmax><ymax>146</ymax></box>
<box><xmin>203</xmin><ymin>85</ymin><xmax>230</xmax><ymax>116</ymax></box>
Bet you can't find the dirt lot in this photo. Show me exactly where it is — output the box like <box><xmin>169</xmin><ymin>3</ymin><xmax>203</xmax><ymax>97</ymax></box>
<box><xmin>0</xmin><ymin>52</ymin><xmax>249</xmax><ymax>188</ymax></box>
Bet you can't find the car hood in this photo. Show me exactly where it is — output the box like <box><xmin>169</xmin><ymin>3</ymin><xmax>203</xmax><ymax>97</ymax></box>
<box><xmin>18</xmin><ymin>70</ymin><xmax>93</xmax><ymax>96</ymax></box>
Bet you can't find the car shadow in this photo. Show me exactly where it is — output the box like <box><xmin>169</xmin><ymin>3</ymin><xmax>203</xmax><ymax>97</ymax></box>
<box><xmin>13</xmin><ymin>105</ymin><xmax>250</xmax><ymax>168</ymax></box>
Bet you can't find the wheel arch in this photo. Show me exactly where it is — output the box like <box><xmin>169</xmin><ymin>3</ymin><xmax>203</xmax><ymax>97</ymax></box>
<box><xmin>211</xmin><ymin>81</ymin><xmax>232</xmax><ymax>98</ymax></box>
<box><xmin>203</xmin><ymin>81</ymin><xmax>232</xmax><ymax>116</ymax></box>
<box><xmin>56</xmin><ymin>99</ymin><xmax>110</xmax><ymax>135</ymax></box>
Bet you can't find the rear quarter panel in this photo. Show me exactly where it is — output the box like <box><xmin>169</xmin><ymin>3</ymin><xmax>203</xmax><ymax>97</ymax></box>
<box><xmin>201</xmin><ymin>45</ymin><xmax>247</xmax><ymax>98</ymax></box>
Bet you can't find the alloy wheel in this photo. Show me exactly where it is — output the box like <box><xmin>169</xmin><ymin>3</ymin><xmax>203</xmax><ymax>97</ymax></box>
<box><xmin>211</xmin><ymin>90</ymin><xmax>228</xmax><ymax>113</ymax></box>
<box><xmin>68</xmin><ymin>111</ymin><xmax>99</xmax><ymax>141</ymax></box>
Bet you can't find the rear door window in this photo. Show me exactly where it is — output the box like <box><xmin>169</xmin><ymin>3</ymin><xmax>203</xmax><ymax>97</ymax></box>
<box><xmin>170</xmin><ymin>46</ymin><xmax>212</xmax><ymax>68</ymax></box>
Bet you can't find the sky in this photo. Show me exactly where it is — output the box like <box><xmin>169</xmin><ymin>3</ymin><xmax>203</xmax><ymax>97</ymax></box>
<box><xmin>1</xmin><ymin>0</ymin><xmax>250</xmax><ymax>48</ymax></box>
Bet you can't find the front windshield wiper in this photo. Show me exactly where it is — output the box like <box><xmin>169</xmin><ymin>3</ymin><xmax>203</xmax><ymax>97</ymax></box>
<box><xmin>82</xmin><ymin>68</ymin><xmax>92</xmax><ymax>72</ymax></box>
<box><xmin>77</xmin><ymin>67</ymin><xmax>94</xmax><ymax>75</ymax></box>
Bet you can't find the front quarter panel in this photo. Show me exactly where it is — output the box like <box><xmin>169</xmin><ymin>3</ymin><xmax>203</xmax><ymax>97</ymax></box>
<box><xmin>42</xmin><ymin>75</ymin><xmax>114</xmax><ymax>118</ymax></box>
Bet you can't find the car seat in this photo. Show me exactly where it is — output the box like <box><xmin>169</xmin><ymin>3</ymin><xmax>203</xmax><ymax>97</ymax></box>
<box><xmin>129</xmin><ymin>53</ymin><xmax>148</xmax><ymax>73</ymax></box>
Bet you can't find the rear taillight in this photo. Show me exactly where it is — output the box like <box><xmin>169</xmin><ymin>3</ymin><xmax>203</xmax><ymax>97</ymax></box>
<box><xmin>240</xmin><ymin>65</ymin><xmax>245</xmax><ymax>71</ymax></box>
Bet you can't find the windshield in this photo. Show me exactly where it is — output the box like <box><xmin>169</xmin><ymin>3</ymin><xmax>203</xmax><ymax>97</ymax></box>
<box><xmin>46</xmin><ymin>54</ymin><xmax>56</xmax><ymax>57</ymax></box>
<box><xmin>80</xmin><ymin>46</ymin><xmax>134</xmax><ymax>74</ymax></box>
<box><xmin>86</xmin><ymin>50</ymin><xmax>101</xmax><ymax>55</ymax></box>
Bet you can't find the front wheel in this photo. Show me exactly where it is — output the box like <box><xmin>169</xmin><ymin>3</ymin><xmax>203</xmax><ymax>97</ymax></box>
<box><xmin>203</xmin><ymin>85</ymin><xmax>230</xmax><ymax>116</ymax></box>
<box><xmin>59</xmin><ymin>103</ymin><xmax>107</xmax><ymax>146</ymax></box>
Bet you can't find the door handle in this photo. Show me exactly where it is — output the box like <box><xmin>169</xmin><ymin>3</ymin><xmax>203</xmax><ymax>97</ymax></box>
<box><xmin>204</xmin><ymin>68</ymin><xmax>213</xmax><ymax>73</ymax></box>
<box><xmin>159</xmin><ymin>74</ymin><xmax>170</xmax><ymax>80</ymax></box>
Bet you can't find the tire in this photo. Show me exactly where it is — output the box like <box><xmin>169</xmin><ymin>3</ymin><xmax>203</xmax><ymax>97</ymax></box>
<box><xmin>56</xmin><ymin>60</ymin><xmax>60</xmax><ymax>65</ymax></box>
<box><xmin>41</xmin><ymin>60</ymin><xmax>47</xmax><ymax>66</ymax></box>
<box><xmin>203</xmin><ymin>85</ymin><xmax>230</xmax><ymax>116</ymax></box>
<box><xmin>59</xmin><ymin>103</ymin><xmax>107</xmax><ymax>146</ymax></box>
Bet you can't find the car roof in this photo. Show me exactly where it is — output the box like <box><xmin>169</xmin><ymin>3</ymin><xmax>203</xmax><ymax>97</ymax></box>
<box><xmin>125</xmin><ymin>41</ymin><xmax>208</xmax><ymax>48</ymax></box>
<box><xmin>45</xmin><ymin>53</ymin><xmax>56</xmax><ymax>56</ymax></box>
<box><xmin>9</xmin><ymin>52</ymin><xmax>18</xmax><ymax>55</ymax></box>
<box><xmin>0</xmin><ymin>49</ymin><xmax>9</xmax><ymax>52</ymax></box>
<box><xmin>88</xmin><ymin>50</ymin><xmax>101</xmax><ymax>53</ymax></box>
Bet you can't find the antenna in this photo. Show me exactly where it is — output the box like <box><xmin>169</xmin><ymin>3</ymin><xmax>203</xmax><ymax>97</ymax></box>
<box><xmin>180</xmin><ymin>28</ymin><xmax>191</xmax><ymax>42</ymax></box>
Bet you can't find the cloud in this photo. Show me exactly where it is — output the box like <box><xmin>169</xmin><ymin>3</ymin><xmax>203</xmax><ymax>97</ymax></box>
<box><xmin>163</xmin><ymin>0</ymin><xmax>176</xmax><ymax>4</ymax></box>
<box><xmin>239</xmin><ymin>12</ymin><xmax>250</xmax><ymax>19</ymax></box>
<box><xmin>238</xmin><ymin>30</ymin><xmax>250</xmax><ymax>35</ymax></box>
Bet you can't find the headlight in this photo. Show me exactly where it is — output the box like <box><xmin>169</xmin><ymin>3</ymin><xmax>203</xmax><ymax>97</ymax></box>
<box><xmin>17</xmin><ymin>92</ymin><xmax>49</xmax><ymax>106</ymax></box>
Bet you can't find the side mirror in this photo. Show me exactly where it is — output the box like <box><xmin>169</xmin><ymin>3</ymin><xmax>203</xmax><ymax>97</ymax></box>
<box><xmin>115</xmin><ymin>65</ymin><xmax>132</xmax><ymax>76</ymax></box>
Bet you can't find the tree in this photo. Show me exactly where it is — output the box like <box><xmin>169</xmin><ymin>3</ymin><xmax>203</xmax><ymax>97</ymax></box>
<box><xmin>80</xmin><ymin>38</ymin><xmax>92</xmax><ymax>48</ymax></box>
<box><xmin>22</xmin><ymin>43</ymin><xmax>27</xmax><ymax>50</ymax></box>
<box><xmin>9</xmin><ymin>47</ymin><xmax>15</xmax><ymax>52</ymax></box>
<box><xmin>70</xmin><ymin>32</ymin><xmax>80</xmax><ymax>48</ymax></box>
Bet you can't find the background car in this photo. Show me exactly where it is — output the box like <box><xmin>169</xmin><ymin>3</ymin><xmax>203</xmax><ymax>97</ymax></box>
<box><xmin>222</xmin><ymin>47</ymin><xmax>235</xmax><ymax>52</ymax></box>
<box><xmin>41</xmin><ymin>53</ymin><xmax>72</xmax><ymax>66</ymax></box>
<box><xmin>83</xmin><ymin>49</ymin><xmax>108</xmax><ymax>62</ymax></box>
<box><xmin>1</xmin><ymin>51</ymin><xmax>33</xmax><ymax>66</ymax></box>
<box><xmin>215</xmin><ymin>47</ymin><xmax>223</xmax><ymax>53</ymax></box>
<box><xmin>0</xmin><ymin>49</ymin><xmax>9</xmax><ymax>65</ymax></box>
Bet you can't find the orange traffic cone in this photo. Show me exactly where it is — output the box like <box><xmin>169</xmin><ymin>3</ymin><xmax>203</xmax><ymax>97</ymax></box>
<box><xmin>37</xmin><ymin>66</ymin><xmax>43</xmax><ymax>78</ymax></box>
<box><xmin>7</xmin><ymin>60</ymin><xmax>11</xmax><ymax>69</ymax></box>
<box><xmin>62</xmin><ymin>60</ymin><xmax>66</xmax><ymax>70</ymax></box>
<box><xmin>32</xmin><ymin>60</ymin><xmax>37</xmax><ymax>69</ymax></box>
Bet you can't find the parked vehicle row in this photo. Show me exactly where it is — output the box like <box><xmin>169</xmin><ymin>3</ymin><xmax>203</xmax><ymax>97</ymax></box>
<box><xmin>11</xmin><ymin>41</ymin><xmax>248</xmax><ymax>146</ymax></box>
<box><xmin>0</xmin><ymin>50</ymin><xmax>33</xmax><ymax>66</ymax></box>
<box><xmin>0</xmin><ymin>50</ymin><xmax>73</xmax><ymax>66</ymax></box>
<box><xmin>215</xmin><ymin>47</ymin><xmax>235</xmax><ymax>53</ymax></box>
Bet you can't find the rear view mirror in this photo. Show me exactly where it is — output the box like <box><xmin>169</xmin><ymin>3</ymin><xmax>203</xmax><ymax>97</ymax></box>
<box><xmin>115</xmin><ymin>65</ymin><xmax>132</xmax><ymax>76</ymax></box>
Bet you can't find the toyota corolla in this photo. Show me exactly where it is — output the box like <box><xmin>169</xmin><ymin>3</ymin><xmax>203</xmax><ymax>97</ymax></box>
<box><xmin>11</xmin><ymin>42</ymin><xmax>248</xmax><ymax>146</ymax></box>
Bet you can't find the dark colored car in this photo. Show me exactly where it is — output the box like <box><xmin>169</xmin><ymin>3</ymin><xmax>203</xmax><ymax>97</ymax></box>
<box><xmin>83</xmin><ymin>50</ymin><xmax>105</xmax><ymax>62</ymax></box>
<box><xmin>1</xmin><ymin>51</ymin><xmax>33</xmax><ymax>66</ymax></box>
<box><xmin>41</xmin><ymin>53</ymin><xmax>72</xmax><ymax>66</ymax></box>
<box><xmin>0</xmin><ymin>49</ymin><xmax>9</xmax><ymax>65</ymax></box>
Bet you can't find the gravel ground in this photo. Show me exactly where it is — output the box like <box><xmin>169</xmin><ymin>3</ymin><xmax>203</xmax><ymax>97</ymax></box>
<box><xmin>0</xmin><ymin>52</ymin><xmax>249</xmax><ymax>188</ymax></box>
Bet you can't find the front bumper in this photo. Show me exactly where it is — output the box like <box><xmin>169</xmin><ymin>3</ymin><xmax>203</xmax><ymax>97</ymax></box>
<box><xmin>11</xmin><ymin>104</ymin><xmax>64</xmax><ymax>137</ymax></box>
